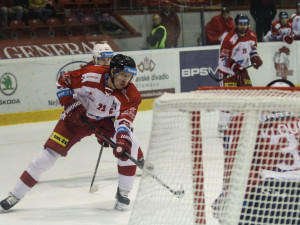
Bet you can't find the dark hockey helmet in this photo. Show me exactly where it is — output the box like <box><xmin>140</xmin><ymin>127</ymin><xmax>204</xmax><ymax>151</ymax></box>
<box><xmin>235</xmin><ymin>14</ymin><xmax>250</xmax><ymax>26</ymax></box>
<box><xmin>279</xmin><ymin>11</ymin><xmax>289</xmax><ymax>19</ymax></box>
<box><xmin>110</xmin><ymin>54</ymin><xmax>137</xmax><ymax>76</ymax></box>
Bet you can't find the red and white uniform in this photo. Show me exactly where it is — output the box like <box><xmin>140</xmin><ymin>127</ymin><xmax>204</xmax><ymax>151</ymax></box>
<box><xmin>56</xmin><ymin>65</ymin><xmax>141</xmax><ymax>127</ymax></box>
<box><xmin>263</xmin><ymin>20</ymin><xmax>293</xmax><ymax>42</ymax></box>
<box><xmin>290</xmin><ymin>13</ymin><xmax>300</xmax><ymax>39</ymax></box>
<box><xmin>223</xmin><ymin>111</ymin><xmax>300</xmax><ymax>193</ymax></box>
<box><xmin>13</xmin><ymin>65</ymin><xmax>143</xmax><ymax>199</ymax></box>
<box><xmin>218</xmin><ymin>29</ymin><xmax>258</xmax><ymax>87</ymax></box>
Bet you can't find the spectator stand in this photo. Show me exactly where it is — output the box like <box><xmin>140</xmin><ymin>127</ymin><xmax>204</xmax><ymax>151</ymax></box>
<box><xmin>28</xmin><ymin>19</ymin><xmax>49</xmax><ymax>38</ymax></box>
<box><xmin>46</xmin><ymin>17</ymin><xmax>67</xmax><ymax>37</ymax></box>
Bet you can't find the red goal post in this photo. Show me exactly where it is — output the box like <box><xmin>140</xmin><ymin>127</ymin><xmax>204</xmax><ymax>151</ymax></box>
<box><xmin>129</xmin><ymin>87</ymin><xmax>300</xmax><ymax>225</ymax></box>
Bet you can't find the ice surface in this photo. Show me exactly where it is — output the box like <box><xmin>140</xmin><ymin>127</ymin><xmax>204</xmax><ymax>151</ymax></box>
<box><xmin>0</xmin><ymin>110</ymin><xmax>153</xmax><ymax>225</ymax></box>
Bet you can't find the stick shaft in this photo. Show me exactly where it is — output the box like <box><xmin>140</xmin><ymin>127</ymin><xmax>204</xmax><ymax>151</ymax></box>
<box><xmin>90</xmin><ymin>144</ymin><xmax>104</xmax><ymax>190</ymax></box>
<box><xmin>81</xmin><ymin>116</ymin><xmax>184</xmax><ymax>197</ymax></box>
<box><xmin>209</xmin><ymin>64</ymin><xmax>254</xmax><ymax>82</ymax></box>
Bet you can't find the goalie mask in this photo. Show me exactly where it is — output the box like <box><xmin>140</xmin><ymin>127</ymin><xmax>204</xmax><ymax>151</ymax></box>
<box><xmin>92</xmin><ymin>43</ymin><xmax>114</xmax><ymax>66</ymax></box>
<box><xmin>109</xmin><ymin>54</ymin><xmax>137</xmax><ymax>89</ymax></box>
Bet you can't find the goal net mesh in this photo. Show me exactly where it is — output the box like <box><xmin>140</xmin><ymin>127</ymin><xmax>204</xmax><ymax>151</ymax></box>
<box><xmin>128</xmin><ymin>87</ymin><xmax>300</xmax><ymax>225</ymax></box>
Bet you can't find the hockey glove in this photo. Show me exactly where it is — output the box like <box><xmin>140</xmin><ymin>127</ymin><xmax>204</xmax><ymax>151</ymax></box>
<box><xmin>250</xmin><ymin>56</ymin><xmax>263</xmax><ymax>69</ymax></box>
<box><xmin>96</xmin><ymin>134</ymin><xmax>111</xmax><ymax>147</ymax></box>
<box><xmin>64</xmin><ymin>99</ymin><xmax>87</xmax><ymax>126</ymax></box>
<box><xmin>232</xmin><ymin>62</ymin><xmax>243</xmax><ymax>74</ymax></box>
<box><xmin>113</xmin><ymin>128</ymin><xmax>132</xmax><ymax>161</ymax></box>
<box><xmin>283</xmin><ymin>34</ymin><xmax>294</xmax><ymax>44</ymax></box>
<box><xmin>95</xmin><ymin>118</ymin><xmax>115</xmax><ymax>147</ymax></box>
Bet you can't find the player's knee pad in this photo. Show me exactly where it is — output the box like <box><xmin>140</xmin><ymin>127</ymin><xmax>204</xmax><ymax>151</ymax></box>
<box><xmin>27</xmin><ymin>148</ymin><xmax>60</xmax><ymax>180</ymax></box>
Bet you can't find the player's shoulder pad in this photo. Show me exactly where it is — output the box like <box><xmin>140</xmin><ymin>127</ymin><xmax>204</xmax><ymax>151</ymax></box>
<box><xmin>248</xmin><ymin>29</ymin><xmax>257</xmax><ymax>37</ymax></box>
<box><xmin>291</xmin><ymin>13</ymin><xmax>297</xmax><ymax>19</ymax></box>
<box><xmin>222</xmin><ymin>29</ymin><xmax>236</xmax><ymax>43</ymax></box>
<box><xmin>120</xmin><ymin>82</ymin><xmax>142</xmax><ymax>105</ymax></box>
<box><xmin>82</xmin><ymin>65</ymin><xmax>110</xmax><ymax>73</ymax></box>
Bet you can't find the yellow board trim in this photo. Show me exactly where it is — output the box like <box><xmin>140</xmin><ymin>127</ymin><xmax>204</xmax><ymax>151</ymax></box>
<box><xmin>0</xmin><ymin>98</ymin><xmax>155</xmax><ymax>126</ymax></box>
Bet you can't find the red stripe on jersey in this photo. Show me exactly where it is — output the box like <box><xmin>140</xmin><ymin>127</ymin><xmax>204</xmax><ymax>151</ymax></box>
<box><xmin>118</xmin><ymin>165</ymin><xmax>137</xmax><ymax>176</ymax></box>
<box><xmin>20</xmin><ymin>170</ymin><xmax>38</xmax><ymax>188</ymax></box>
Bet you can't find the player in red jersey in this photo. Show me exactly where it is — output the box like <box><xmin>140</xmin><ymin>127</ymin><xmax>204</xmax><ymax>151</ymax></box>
<box><xmin>212</xmin><ymin>80</ymin><xmax>300</xmax><ymax>224</ymax></box>
<box><xmin>218</xmin><ymin>14</ymin><xmax>263</xmax><ymax>88</ymax></box>
<box><xmin>264</xmin><ymin>12</ymin><xmax>294</xmax><ymax>44</ymax></box>
<box><xmin>0</xmin><ymin>54</ymin><xmax>144</xmax><ymax>211</ymax></box>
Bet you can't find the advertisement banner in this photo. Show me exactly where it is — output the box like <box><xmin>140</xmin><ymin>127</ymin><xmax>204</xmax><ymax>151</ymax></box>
<box><xmin>128</xmin><ymin>49</ymin><xmax>179</xmax><ymax>99</ymax></box>
<box><xmin>0</xmin><ymin>49</ymin><xmax>181</xmax><ymax>114</ymax></box>
<box><xmin>0</xmin><ymin>35</ymin><xmax>119</xmax><ymax>59</ymax></box>
<box><xmin>251</xmin><ymin>42</ymin><xmax>299</xmax><ymax>86</ymax></box>
<box><xmin>0</xmin><ymin>54</ymin><xmax>91</xmax><ymax>114</ymax></box>
<box><xmin>180</xmin><ymin>49</ymin><xmax>219</xmax><ymax>92</ymax></box>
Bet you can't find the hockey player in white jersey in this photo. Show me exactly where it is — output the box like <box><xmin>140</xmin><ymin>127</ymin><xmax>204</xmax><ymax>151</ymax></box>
<box><xmin>264</xmin><ymin>11</ymin><xmax>294</xmax><ymax>44</ymax></box>
<box><xmin>217</xmin><ymin>14</ymin><xmax>263</xmax><ymax>135</ymax></box>
<box><xmin>218</xmin><ymin>14</ymin><xmax>263</xmax><ymax>87</ymax></box>
<box><xmin>290</xmin><ymin>3</ymin><xmax>300</xmax><ymax>40</ymax></box>
<box><xmin>0</xmin><ymin>54</ymin><xmax>144</xmax><ymax>212</ymax></box>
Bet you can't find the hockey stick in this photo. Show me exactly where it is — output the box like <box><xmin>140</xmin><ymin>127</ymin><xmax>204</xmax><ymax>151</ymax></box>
<box><xmin>81</xmin><ymin>116</ymin><xmax>185</xmax><ymax>198</ymax></box>
<box><xmin>208</xmin><ymin>64</ymin><xmax>255</xmax><ymax>82</ymax></box>
<box><xmin>89</xmin><ymin>144</ymin><xmax>104</xmax><ymax>193</ymax></box>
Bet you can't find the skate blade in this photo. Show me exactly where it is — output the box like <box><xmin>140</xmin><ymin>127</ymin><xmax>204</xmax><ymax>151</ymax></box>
<box><xmin>114</xmin><ymin>201</ymin><xmax>127</xmax><ymax>211</ymax></box>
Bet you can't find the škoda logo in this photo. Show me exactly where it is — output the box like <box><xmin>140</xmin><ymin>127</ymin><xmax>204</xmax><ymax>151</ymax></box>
<box><xmin>0</xmin><ymin>73</ymin><xmax>17</xmax><ymax>96</ymax></box>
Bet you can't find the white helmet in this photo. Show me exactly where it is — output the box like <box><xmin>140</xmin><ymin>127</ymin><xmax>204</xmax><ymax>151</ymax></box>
<box><xmin>266</xmin><ymin>79</ymin><xmax>295</xmax><ymax>87</ymax></box>
<box><xmin>92</xmin><ymin>43</ymin><xmax>114</xmax><ymax>66</ymax></box>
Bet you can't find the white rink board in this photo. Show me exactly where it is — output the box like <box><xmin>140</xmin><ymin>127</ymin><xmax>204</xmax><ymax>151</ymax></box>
<box><xmin>1</xmin><ymin>42</ymin><xmax>300</xmax><ymax>115</ymax></box>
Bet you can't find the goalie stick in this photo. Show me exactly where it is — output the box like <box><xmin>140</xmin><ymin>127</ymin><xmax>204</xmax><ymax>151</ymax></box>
<box><xmin>208</xmin><ymin>64</ymin><xmax>254</xmax><ymax>82</ymax></box>
<box><xmin>81</xmin><ymin>116</ymin><xmax>185</xmax><ymax>198</ymax></box>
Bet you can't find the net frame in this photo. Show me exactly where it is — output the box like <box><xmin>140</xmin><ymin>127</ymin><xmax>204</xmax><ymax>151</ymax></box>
<box><xmin>129</xmin><ymin>87</ymin><xmax>300</xmax><ymax>225</ymax></box>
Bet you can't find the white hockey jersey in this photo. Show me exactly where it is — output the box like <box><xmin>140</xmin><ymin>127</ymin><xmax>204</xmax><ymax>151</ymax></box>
<box><xmin>263</xmin><ymin>20</ymin><xmax>293</xmax><ymax>42</ymax></box>
<box><xmin>218</xmin><ymin>29</ymin><xmax>258</xmax><ymax>75</ymax></box>
<box><xmin>290</xmin><ymin>13</ymin><xmax>300</xmax><ymax>37</ymax></box>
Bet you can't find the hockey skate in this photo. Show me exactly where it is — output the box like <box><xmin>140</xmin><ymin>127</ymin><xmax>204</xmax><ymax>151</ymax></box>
<box><xmin>114</xmin><ymin>187</ymin><xmax>130</xmax><ymax>211</ymax></box>
<box><xmin>217</xmin><ymin>123</ymin><xmax>228</xmax><ymax>138</ymax></box>
<box><xmin>0</xmin><ymin>192</ymin><xmax>20</xmax><ymax>211</ymax></box>
<box><xmin>211</xmin><ymin>192</ymin><xmax>226</xmax><ymax>223</ymax></box>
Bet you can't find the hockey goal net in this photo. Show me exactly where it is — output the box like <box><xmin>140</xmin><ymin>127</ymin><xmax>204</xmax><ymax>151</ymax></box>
<box><xmin>129</xmin><ymin>87</ymin><xmax>300</xmax><ymax>225</ymax></box>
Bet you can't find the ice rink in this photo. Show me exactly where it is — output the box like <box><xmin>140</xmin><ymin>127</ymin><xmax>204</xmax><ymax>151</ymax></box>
<box><xmin>0</xmin><ymin>110</ymin><xmax>153</xmax><ymax>225</ymax></box>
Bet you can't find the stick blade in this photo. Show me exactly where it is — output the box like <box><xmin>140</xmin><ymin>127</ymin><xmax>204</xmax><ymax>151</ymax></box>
<box><xmin>89</xmin><ymin>184</ymin><xmax>99</xmax><ymax>193</ymax></box>
<box><xmin>172</xmin><ymin>185</ymin><xmax>185</xmax><ymax>198</ymax></box>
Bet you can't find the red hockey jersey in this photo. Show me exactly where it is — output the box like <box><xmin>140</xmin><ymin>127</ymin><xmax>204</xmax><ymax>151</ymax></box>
<box><xmin>56</xmin><ymin>65</ymin><xmax>141</xmax><ymax>130</ymax></box>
